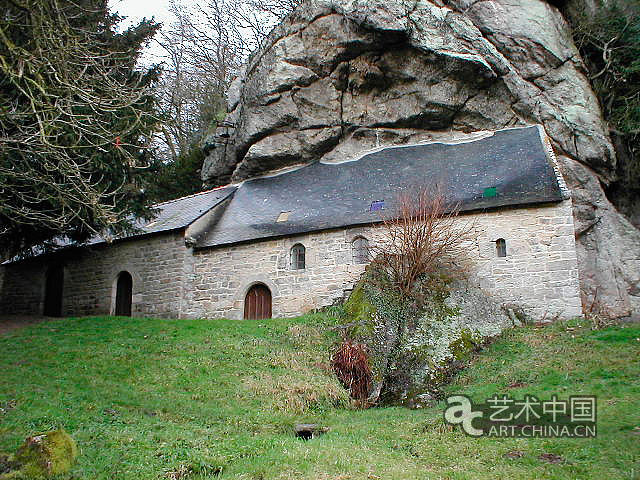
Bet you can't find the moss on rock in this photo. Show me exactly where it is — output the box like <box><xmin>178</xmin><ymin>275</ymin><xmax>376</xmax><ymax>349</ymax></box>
<box><xmin>339</xmin><ymin>265</ymin><xmax>514</xmax><ymax>407</ymax></box>
<box><xmin>0</xmin><ymin>430</ymin><xmax>78</xmax><ymax>479</ymax></box>
<box><xmin>343</xmin><ymin>283</ymin><xmax>377</xmax><ymax>338</ymax></box>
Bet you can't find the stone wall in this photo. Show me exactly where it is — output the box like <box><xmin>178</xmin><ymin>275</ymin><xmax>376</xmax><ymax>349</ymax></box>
<box><xmin>0</xmin><ymin>260</ymin><xmax>45</xmax><ymax>316</ymax></box>
<box><xmin>0</xmin><ymin>200</ymin><xmax>581</xmax><ymax>320</ymax></box>
<box><xmin>0</xmin><ymin>231</ymin><xmax>189</xmax><ymax>318</ymax></box>
<box><xmin>201</xmin><ymin>0</ymin><xmax>640</xmax><ymax>319</ymax></box>
<box><xmin>184</xmin><ymin>227</ymin><xmax>372</xmax><ymax>319</ymax></box>
<box><xmin>188</xmin><ymin>199</ymin><xmax>582</xmax><ymax>320</ymax></box>
<box><xmin>469</xmin><ymin>200</ymin><xmax>581</xmax><ymax>319</ymax></box>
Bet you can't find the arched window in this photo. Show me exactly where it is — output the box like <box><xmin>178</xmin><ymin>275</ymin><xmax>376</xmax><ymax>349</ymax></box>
<box><xmin>290</xmin><ymin>244</ymin><xmax>306</xmax><ymax>270</ymax></box>
<box><xmin>115</xmin><ymin>271</ymin><xmax>133</xmax><ymax>316</ymax></box>
<box><xmin>496</xmin><ymin>238</ymin><xmax>507</xmax><ymax>258</ymax></box>
<box><xmin>352</xmin><ymin>236</ymin><xmax>370</xmax><ymax>264</ymax></box>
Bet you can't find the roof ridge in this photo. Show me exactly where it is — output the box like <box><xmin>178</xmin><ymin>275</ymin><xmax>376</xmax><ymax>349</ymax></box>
<box><xmin>151</xmin><ymin>184</ymin><xmax>234</xmax><ymax>208</ymax></box>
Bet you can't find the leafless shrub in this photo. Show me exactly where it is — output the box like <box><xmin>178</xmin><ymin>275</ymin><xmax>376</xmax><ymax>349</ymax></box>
<box><xmin>372</xmin><ymin>184</ymin><xmax>477</xmax><ymax>297</ymax></box>
<box><xmin>331</xmin><ymin>341</ymin><xmax>372</xmax><ymax>402</ymax></box>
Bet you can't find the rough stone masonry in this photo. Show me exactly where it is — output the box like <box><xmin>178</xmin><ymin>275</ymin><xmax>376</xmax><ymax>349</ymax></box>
<box><xmin>184</xmin><ymin>201</ymin><xmax>581</xmax><ymax>320</ymax></box>
<box><xmin>0</xmin><ymin>199</ymin><xmax>581</xmax><ymax>320</ymax></box>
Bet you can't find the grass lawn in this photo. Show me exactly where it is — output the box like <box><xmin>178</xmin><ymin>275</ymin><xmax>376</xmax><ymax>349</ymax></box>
<box><xmin>0</xmin><ymin>313</ymin><xmax>638</xmax><ymax>479</ymax></box>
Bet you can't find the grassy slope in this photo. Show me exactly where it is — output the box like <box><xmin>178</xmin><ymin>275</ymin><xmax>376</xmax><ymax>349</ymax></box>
<box><xmin>0</xmin><ymin>314</ymin><xmax>638</xmax><ymax>479</ymax></box>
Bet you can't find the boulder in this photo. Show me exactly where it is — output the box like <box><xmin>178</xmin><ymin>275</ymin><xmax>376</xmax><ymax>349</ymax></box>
<box><xmin>340</xmin><ymin>268</ymin><xmax>516</xmax><ymax>407</ymax></box>
<box><xmin>202</xmin><ymin>0</ymin><xmax>640</xmax><ymax>318</ymax></box>
<box><xmin>0</xmin><ymin>430</ymin><xmax>78</xmax><ymax>479</ymax></box>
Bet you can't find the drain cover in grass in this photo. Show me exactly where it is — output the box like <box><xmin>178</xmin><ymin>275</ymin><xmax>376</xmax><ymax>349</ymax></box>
<box><xmin>294</xmin><ymin>424</ymin><xmax>329</xmax><ymax>440</ymax></box>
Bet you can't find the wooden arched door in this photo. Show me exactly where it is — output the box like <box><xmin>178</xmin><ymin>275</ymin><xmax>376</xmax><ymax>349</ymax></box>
<box><xmin>115</xmin><ymin>271</ymin><xmax>133</xmax><ymax>316</ymax></box>
<box><xmin>244</xmin><ymin>284</ymin><xmax>272</xmax><ymax>319</ymax></box>
<box><xmin>43</xmin><ymin>266</ymin><xmax>64</xmax><ymax>317</ymax></box>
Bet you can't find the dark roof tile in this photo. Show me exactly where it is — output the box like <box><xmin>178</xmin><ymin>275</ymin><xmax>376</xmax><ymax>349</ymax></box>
<box><xmin>196</xmin><ymin>126</ymin><xmax>564</xmax><ymax>248</ymax></box>
<box><xmin>135</xmin><ymin>186</ymin><xmax>236</xmax><ymax>235</ymax></box>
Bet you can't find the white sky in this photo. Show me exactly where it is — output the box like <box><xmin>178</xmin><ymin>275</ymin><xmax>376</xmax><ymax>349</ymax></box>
<box><xmin>108</xmin><ymin>0</ymin><xmax>274</xmax><ymax>66</ymax></box>
<box><xmin>109</xmin><ymin>0</ymin><xmax>173</xmax><ymax>30</ymax></box>
<box><xmin>108</xmin><ymin>0</ymin><xmax>176</xmax><ymax>63</ymax></box>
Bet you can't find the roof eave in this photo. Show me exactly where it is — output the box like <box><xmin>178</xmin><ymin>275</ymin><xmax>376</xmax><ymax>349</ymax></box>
<box><xmin>194</xmin><ymin>196</ymin><xmax>566</xmax><ymax>251</ymax></box>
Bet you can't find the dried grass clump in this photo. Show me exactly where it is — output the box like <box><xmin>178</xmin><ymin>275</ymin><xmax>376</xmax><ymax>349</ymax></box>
<box><xmin>331</xmin><ymin>341</ymin><xmax>372</xmax><ymax>402</ymax></box>
<box><xmin>164</xmin><ymin>465</ymin><xmax>192</xmax><ymax>480</ymax></box>
<box><xmin>269</xmin><ymin>350</ymin><xmax>310</xmax><ymax>370</ymax></box>
<box><xmin>287</xmin><ymin>324</ymin><xmax>325</xmax><ymax>345</ymax></box>
<box><xmin>581</xmin><ymin>287</ymin><xmax>618</xmax><ymax>330</ymax></box>
<box><xmin>244</xmin><ymin>373</ymin><xmax>349</xmax><ymax>413</ymax></box>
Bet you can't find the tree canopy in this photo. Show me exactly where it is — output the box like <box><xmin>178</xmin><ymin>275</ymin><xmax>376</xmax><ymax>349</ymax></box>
<box><xmin>565</xmin><ymin>0</ymin><xmax>640</xmax><ymax>225</ymax></box>
<box><xmin>143</xmin><ymin>0</ymin><xmax>301</xmax><ymax>204</ymax></box>
<box><xmin>0</xmin><ymin>0</ymin><xmax>160</xmax><ymax>257</ymax></box>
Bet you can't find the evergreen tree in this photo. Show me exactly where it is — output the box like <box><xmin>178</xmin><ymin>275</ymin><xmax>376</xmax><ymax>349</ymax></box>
<box><xmin>0</xmin><ymin>0</ymin><xmax>160</xmax><ymax>256</ymax></box>
<box><xmin>143</xmin><ymin>143</ymin><xmax>206</xmax><ymax>203</ymax></box>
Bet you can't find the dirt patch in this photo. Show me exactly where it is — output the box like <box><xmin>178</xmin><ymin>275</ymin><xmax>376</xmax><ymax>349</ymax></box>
<box><xmin>538</xmin><ymin>453</ymin><xmax>566</xmax><ymax>464</ymax></box>
<box><xmin>503</xmin><ymin>450</ymin><xmax>525</xmax><ymax>459</ymax></box>
<box><xmin>0</xmin><ymin>315</ymin><xmax>51</xmax><ymax>336</ymax></box>
<box><xmin>507</xmin><ymin>381</ymin><xmax>528</xmax><ymax>389</ymax></box>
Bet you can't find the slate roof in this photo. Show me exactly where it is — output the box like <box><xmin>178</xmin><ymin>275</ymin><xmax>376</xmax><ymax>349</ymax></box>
<box><xmin>196</xmin><ymin>125</ymin><xmax>565</xmax><ymax>249</ymax></box>
<box><xmin>81</xmin><ymin>186</ymin><xmax>236</xmax><ymax>246</ymax></box>
<box><xmin>134</xmin><ymin>186</ymin><xmax>236</xmax><ymax>236</ymax></box>
<box><xmin>3</xmin><ymin>186</ymin><xmax>237</xmax><ymax>264</ymax></box>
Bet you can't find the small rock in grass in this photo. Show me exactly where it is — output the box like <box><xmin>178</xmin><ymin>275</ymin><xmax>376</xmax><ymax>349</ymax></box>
<box><xmin>0</xmin><ymin>430</ymin><xmax>78</xmax><ymax>479</ymax></box>
<box><xmin>538</xmin><ymin>453</ymin><xmax>565</xmax><ymax>464</ymax></box>
<box><xmin>294</xmin><ymin>423</ymin><xmax>329</xmax><ymax>440</ymax></box>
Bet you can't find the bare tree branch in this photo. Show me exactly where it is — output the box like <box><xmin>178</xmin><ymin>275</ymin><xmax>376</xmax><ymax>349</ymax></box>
<box><xmin>371</xmin><ymin>184</ymin><xmax>477</xmax><ymax>297</ymax></box>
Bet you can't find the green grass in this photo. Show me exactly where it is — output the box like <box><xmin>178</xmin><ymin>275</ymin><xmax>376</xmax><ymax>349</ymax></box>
<box><xmin>0</xmin><ymin>314</ymin><xmax>638</xmax><ymax>479</ymax></box>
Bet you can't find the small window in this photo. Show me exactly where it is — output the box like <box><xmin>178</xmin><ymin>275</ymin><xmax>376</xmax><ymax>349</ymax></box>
<box><xmin>352</xmin><ymin>236</ymin><xmax>370</xmax><ymax>264</ymax></box>
<box><xmin>290</xmin><ymin>243</ymin><xmax>306</xmax><ymax>270</ymax></box>
<box><xmin>370</xmin><ymin>200</ymin><xmax>385</xmax><ymax>212</ymax></box>
<box><xmin>496</xmin><ymin>238</ymin><xmax>507</xmax><ymax>257</ymax></box>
